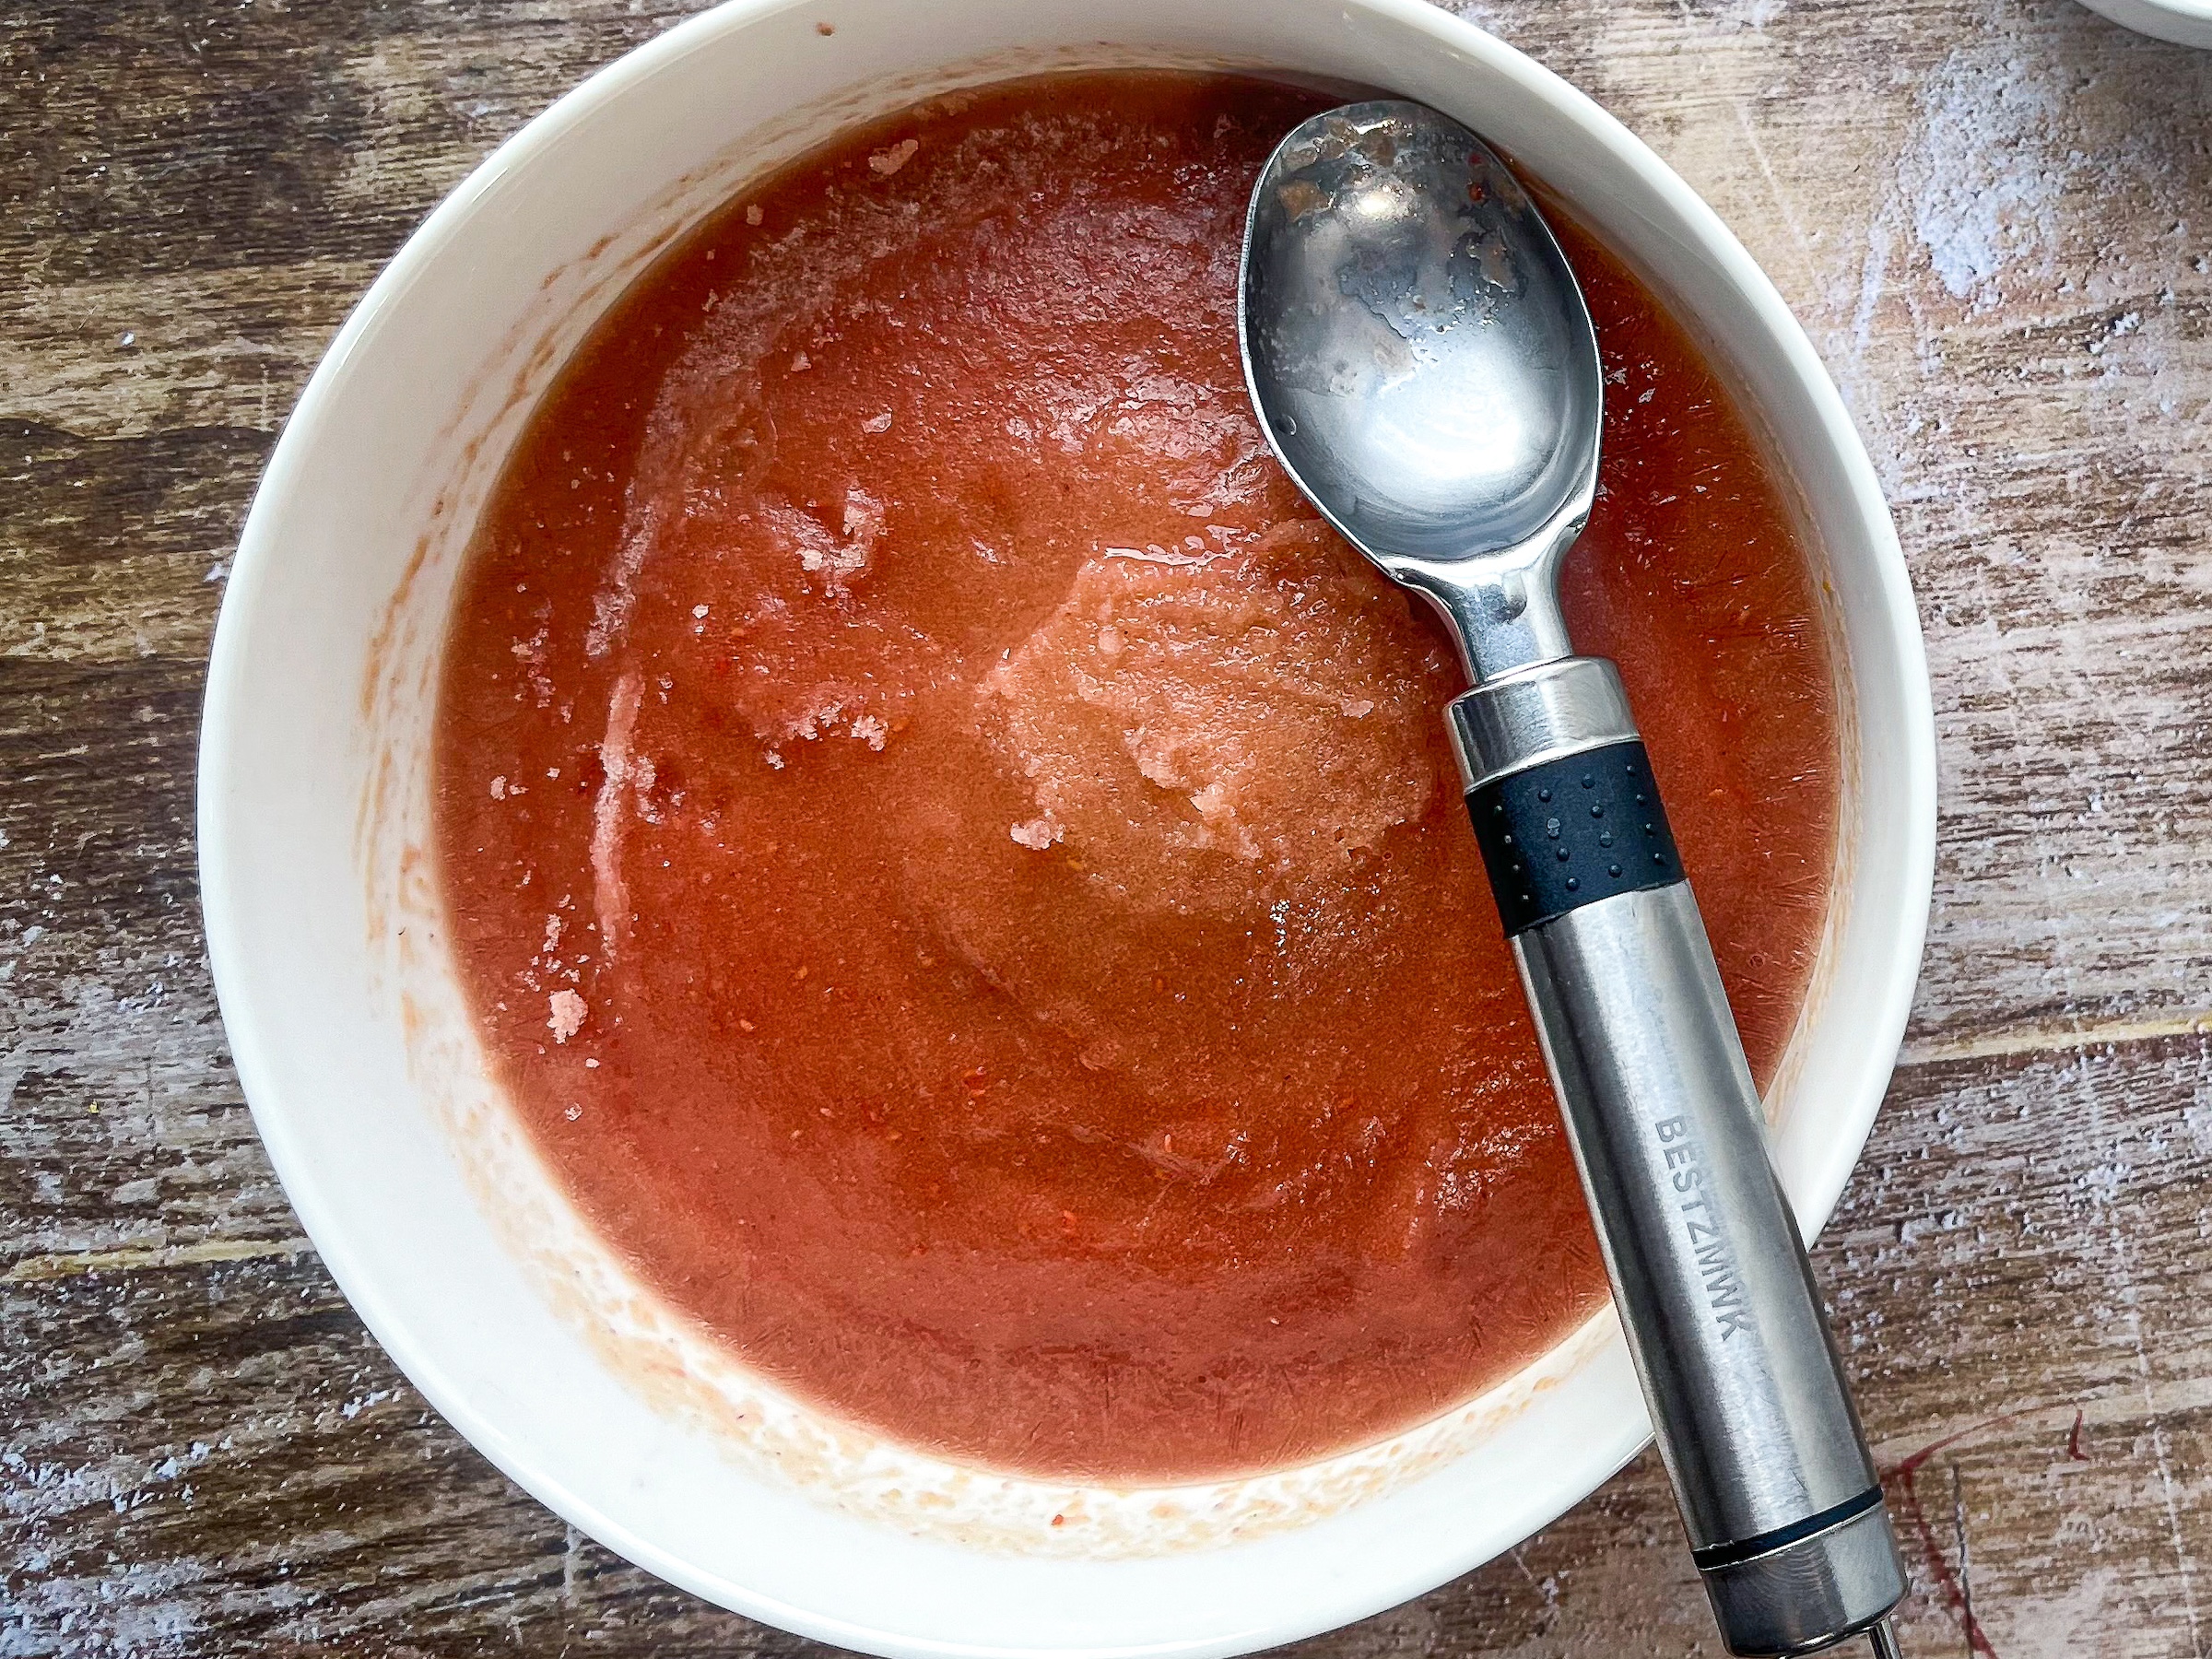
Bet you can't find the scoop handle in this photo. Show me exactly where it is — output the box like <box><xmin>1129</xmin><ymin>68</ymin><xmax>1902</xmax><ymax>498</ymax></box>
<box><xmin>1447</xmin><ymin>656</ymin><xmax>1906</xmax><ymax>1659</ymax></box>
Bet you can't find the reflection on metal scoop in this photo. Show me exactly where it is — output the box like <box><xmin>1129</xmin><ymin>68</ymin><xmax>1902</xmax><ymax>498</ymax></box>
<box><xmin>1241</xmin><ymin>104</ymin><xmax>1601</xmax><ymax>681</ymax></box>
<box><xmin>1241</xmin><ymin>101</ymin><xmax>1909</xmax><ymax>1659</ymax></box>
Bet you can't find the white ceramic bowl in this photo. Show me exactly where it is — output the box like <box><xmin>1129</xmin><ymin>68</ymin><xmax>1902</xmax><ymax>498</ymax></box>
<box><xmin>2075</xmin><ymin>0</ymin><xmax>2212</xmax><ymax>48</ymax></box>
<box><xmin>198</xmin><ymin>1</ymin><xmax>1936</xmax><ymax>1653</ymax></box>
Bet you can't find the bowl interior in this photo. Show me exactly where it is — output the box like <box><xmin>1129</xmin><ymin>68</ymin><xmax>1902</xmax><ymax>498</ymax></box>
<box><xmin>199</xmin><ymin>1</ymin><xmax>1932</xmax><ymax>1653</ymax></box>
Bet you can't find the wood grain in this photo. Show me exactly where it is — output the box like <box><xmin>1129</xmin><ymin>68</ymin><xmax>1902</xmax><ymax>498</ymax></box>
<box><xmin>5</xmin><ymin>0</ymin><xmax>2209</xmax><ymax>1654</ymax></box>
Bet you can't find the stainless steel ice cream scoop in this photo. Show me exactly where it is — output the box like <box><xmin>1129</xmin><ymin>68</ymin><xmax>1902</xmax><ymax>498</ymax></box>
<box><xmin>1239</xmin><ymin>100</ymin><xmax>1907</xmax><ymax>1659</ymax></box>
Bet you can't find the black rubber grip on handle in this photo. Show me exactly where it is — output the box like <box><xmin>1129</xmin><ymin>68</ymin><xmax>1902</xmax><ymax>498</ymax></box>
<box><xmin>1465</xmin><ymin>740</ymin><xmax>1683</xmax><ymax>937</ymax></box>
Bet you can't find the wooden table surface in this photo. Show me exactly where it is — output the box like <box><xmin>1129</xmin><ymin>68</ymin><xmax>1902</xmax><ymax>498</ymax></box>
<box><xmin>6</xmin><ymin>0</ymin><xmax>2209</xmax><ymax>1653</ymax></box>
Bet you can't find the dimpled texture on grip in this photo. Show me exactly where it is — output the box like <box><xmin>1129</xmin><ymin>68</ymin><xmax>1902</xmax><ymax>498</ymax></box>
<box><xmin>1465</xmin><ymin>740</ymin><xmax>1683</xmax><ymax>937</ymax></box>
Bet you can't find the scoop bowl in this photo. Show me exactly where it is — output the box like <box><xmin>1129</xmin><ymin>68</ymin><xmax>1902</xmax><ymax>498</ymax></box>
<box><xmin>1240</xmin><ymin>100</ymin><xmax>1602</xmax><ymax>678</ymax></box>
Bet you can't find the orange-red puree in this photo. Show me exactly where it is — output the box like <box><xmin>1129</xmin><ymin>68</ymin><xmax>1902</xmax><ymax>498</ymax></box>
<box><xmin>434</xmin><ymin>73</ymin><xmax>1836</xmax><ymax>1484</ymax></box>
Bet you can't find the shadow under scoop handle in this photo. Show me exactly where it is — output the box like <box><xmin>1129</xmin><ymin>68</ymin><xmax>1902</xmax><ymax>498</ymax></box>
<box><xmin>1448</xmin><ymin>656</ymin><xmax>1907</xmax><ymax>1658</ymax></box>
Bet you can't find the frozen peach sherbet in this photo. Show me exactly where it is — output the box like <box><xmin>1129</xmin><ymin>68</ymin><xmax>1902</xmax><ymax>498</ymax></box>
<box><xmin>982</xmin><ymin>523</ymin><xmax>1443</xmax><ymax>912</ymax></box>
<box><xmin>434</xmin><ymin>71</ymin><xmax>1836</xmax><ymax>1485</ymax></box>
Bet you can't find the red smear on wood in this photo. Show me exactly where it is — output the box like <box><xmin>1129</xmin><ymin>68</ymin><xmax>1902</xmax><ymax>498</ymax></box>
<box><xmin>2067</xmin><ymin>1409</ymin><xmax>2089</xmax><ymax>1462</ymax></box>
<box><xmin>1882</xmin><ymin>1412</ymin><xmax>2022</xmax><ymax>1659</ymax></box>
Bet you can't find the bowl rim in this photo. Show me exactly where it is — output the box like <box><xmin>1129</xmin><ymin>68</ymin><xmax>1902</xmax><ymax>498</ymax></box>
<box><xmin>198</xmin><ymin>0</ymin><xmax>1937</xmax><ymax>1652</ymax></box>
<box><xmin>2072</xmin><ymin>0</ymin><xmax>2212</xmax><ymax>47</ymax></box>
